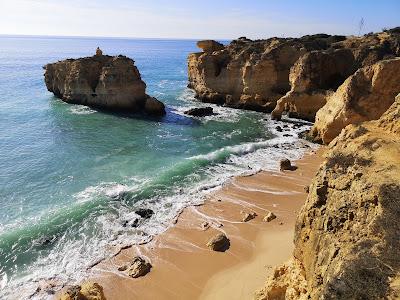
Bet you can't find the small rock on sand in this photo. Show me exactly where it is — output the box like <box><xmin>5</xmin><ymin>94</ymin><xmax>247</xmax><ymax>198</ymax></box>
<box><xmin>304</xmin><ymin>185</ymin><xmax>310</xmax><ymax>193</ymax></box>
<box><xmin>118</xmin><ymin>256</ymin><xmax>152</xmax><ymax>278</ymax></box>
<box><xmin>263</xmin><ymin>212</ymin><xmax>277</xmax><ymax>222</ymax></box>
<box><xmin>207</xmin><ymin>233</ymin><xmax>230</xmax><ymax>252</ymax></box>
<box><xmin>242</xmin><ymin>211</ymin><xmax>257</xmax><ymax>222</ymax></box>
<box><xmin>201</xmin><ymin>221</ymin><xmax>210</xmax><ymax>230</ymax></box>
<box><xmin>280</xmin><ymin>159</ymin><xmax>297</xmax><ymax>171</ymax></box>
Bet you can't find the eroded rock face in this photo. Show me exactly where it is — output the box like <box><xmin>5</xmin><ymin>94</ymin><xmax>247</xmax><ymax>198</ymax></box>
<box><xmin>189</xmin><ymin>29</ymin><xmax>400</xmax><ymax>119</ymax></box>
<box><xmin>310</xmin><ymin>58</ymin><xmax>400</xmax><ymax>144</ymax></box>
<box><xmin>257</xmin><ymin>97</ymin><xmax>400</xmax><ymax>299</ymax></box>
<box><xmin>271</xmin><ymin>49</ymin><xmax>355</xmax><ymax>121</ymax></box>
<box><xmin>188</xmin><ymin>35</ymin><xmax>346</xmax><ymax>112</ymax></box>
<box><xmin>44</xmin><ymin>53</ymin><xmax>165</xmax><ymax>116</ymax></box>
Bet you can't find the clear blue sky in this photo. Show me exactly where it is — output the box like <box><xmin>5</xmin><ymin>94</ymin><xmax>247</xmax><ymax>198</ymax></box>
<box><xmin>0</xmin><ymin>0</ymin><xmax>399</xmax><ymax>39</ymax></box>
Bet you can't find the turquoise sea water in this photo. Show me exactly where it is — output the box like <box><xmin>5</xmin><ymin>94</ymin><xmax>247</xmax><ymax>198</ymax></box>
<box><xmin>0</xmin><ymin>36</ymin><xmax>313</xmax><ymax>299</ymax></box>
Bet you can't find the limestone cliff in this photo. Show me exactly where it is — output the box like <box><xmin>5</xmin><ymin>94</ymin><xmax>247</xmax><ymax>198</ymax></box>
<box><xmin>188</xmin><ymin>28</ymin><xmax>400</xmax><ymax>118</ymax></box>
<box><xmin>309</xmin><ymin>58</ymin><xmax>400</xmax><ymax>144</ymax></box>
<box><xmin>256</xmin><ymin>95</ymin><xmax>400</xmax><ymax>299</ymax></box>
<box><xmin>188</xmin><ymin>35</ymin><xmax>346</xmax><ymax>112</ymax></box>
<box><xmin>44</xmin><ymin>52</ymin><xmax>165</xmax><ymax>116</ymax></box>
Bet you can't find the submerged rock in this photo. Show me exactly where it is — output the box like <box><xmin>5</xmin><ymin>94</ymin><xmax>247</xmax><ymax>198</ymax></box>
<box><xmin>135</xmin><ymin>208</ymin><xmax>154</xmax><ymax>219</ymax></box>
<box><xmin>184</xmin><ymin>106</ymin><xmax>214</xmax><ymax>117</ymax></box>
<box><xmin>58</xmin><ymin>282</ymin><xmax>106</xmax><ymax>300</ymax></box>
<box><xmin>118</xmin><ymin>256</ymin><xmax>152</xmax><ymax>278</ymax></box>
<box><xmin>207</xmin><ymin>233</ymin><xmax>230</xmax><ymax>252</ymax></box>
<box><xmin>44</xmin><ymin>50</ymin><xmax>165</xmax><ymax>116</ymax></box>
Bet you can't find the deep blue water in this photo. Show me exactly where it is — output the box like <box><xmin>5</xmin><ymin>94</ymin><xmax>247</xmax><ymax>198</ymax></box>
<box><xmin>0</xmin><ymin>36</ymin><xmax>312</xmax><ymax>299</ymax></box>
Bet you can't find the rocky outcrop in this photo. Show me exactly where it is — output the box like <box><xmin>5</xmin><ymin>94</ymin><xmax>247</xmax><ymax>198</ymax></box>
<box><xmin>188</xmin><ymin>28</ymin><xmax>400</xmax><ymax>119</ymax></box>
<box><xmin>197</xmin><ymin>40</ymin><xmax>224</xmax><ymax>53</ymax></box>
<box><xmin>256</xmin><ymin>96</ymin><xmax>400</xmax><ymax>299</ymax></box>
<box><xmin>58</xmin><ymin>282</ymin><xmax>106</xmax><ymax>300</ymax></box>
<box><xmin>309</xmin><ymin>58</ymin><xmax>400</xmax><ymax>144</ymax></box>
<box><xmin>44</xmin><ymin>51</ymin><xmax>165</xmax><ymax>116</ymax></box>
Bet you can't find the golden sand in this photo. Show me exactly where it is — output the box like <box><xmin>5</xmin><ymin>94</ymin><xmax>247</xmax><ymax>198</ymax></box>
<box><xmin>86</xmin><ymin>149</ymin><xmax>324</xmax><ymax>300</ymax></box>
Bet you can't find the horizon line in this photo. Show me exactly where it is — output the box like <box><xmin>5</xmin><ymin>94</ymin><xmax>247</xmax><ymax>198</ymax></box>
<box><xmin>0</xmin><ymin>33</ymin><xmax>234</xmax><ymax>41</ymax></box>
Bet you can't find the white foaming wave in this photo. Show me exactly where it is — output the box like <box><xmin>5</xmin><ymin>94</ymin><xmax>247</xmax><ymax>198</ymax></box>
<box><xmin>68</xmin><ymin>105</ymin><xmax>97</xmax><ymax>115</ymax></box>
<box><xmin>74</xmin><ymin>183</ymin><xmax>129</xmax><ymax>202</ymax></box>
<box><xmin>173</xmin><ymin>88</ymin><xmax>243</xmax><ymax>123</ymax></box>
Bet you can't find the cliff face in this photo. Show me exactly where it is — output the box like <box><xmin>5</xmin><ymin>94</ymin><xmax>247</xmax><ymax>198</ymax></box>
<box><xmin>310</xmin><ymin>58</ymin><xmax>400</xmax><ymax>144</ymax></box>
<box><xmin>188</xmin><ymin>28</ymin><xmax>400</xmax><ymax>118</ymax></box>
<box><xmin>188</xmin><ymin>35</ymin><xmax>346</xmax><ymax>112</ymax></box>
<box><xmin>256</xmin><ymin>95</ymin><xmax>400</xmax><ymax>300</ymax></box>
<box><xmin>44</xmin><ymin>53</ymin><xmax>165</xmax><ymax>116</ymax></box>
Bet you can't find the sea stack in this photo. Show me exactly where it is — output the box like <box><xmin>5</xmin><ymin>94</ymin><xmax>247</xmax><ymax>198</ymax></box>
<box><xmin>44</xmin><ymin>48</ymin><xmax>166</xmax><ymax>116</ymax></box>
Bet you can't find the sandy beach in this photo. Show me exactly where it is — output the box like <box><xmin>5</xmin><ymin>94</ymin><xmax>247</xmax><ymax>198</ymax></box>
<box><xmin>77</xmin><ymin>148</ymin><xmax>325</xmax><ymax>300</ymax></box>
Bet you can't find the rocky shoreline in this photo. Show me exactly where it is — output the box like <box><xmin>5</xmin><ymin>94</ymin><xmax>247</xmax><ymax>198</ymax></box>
<box><xmin>50</xmin><ymin>28</ymin><xmax>400</xmax><ymax>300</ymax></box>
<box><xmin>188</xmin><ymin>27</ymin><xmax>400</xmax><ymax>144</ymax></box>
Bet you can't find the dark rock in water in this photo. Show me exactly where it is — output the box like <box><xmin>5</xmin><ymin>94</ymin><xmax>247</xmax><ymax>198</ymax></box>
<box><xmin>35</xmin><ymin>235</ymin><xmax>58</xmax><ymax>247</ymax></box>
<box><xmin>121</xmin><ymin>218</ymin><xmax>140</xmax><ymax>228</ymax></box>
<box><xmin>276</xmin><ymin>126</ymin><xmax>283</xmax><ymax>132</ymax></box>
<box><xmin>280</xmin><ymin>159</ymin><xmax>297</xmax><ymax>171</ymax></box>
<box><xmin>43</xmin><ymin>49</ymin><xmax>166</xmax><ymax>116</ymax></box>
<box><xmin>184</xmin><ymin>107</ymin><xmax>214</xmax><ymax>117</ymax></box>
<box><xmin>207</xmin><ymin>233</ymin><xmax>230</xmax><ymax>252</ymax></box>
<box><xmin>135</xmin><ymin>208</ymin><xmax>154</xmax><ymax>219</ymax></box>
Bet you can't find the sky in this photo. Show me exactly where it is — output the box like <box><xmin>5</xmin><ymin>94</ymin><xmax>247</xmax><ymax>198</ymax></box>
<box><xmin>0</xmin><ymin>0</ymin><xmax>399</xmax><ymax>39</ymax></box>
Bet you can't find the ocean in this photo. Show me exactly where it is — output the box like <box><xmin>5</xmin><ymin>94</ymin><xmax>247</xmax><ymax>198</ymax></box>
<box><xmin>0</xmin><ymin>36</ymin><xmax>314</xmax><ymax>299</ymax></box>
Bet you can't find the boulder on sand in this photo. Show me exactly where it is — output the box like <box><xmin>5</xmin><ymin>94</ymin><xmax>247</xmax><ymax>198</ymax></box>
<box><xmin>207</xmin><ymin>233</ymin><xmax>230</xmax><ymax>252</ymax></box>
<box><xmin>280</xmin><ymin>159</ymin><xmax>297</xmax><ymax>171</ymax></box>
<box><xmin>118</xmin><ymin>256</ymin><xmax>152</xmax><ymax>278</ymax></box>
<box><xmin>263</xmin><ymin>212</ymin><xmax>277</xmax><ymax>222</ymax></box>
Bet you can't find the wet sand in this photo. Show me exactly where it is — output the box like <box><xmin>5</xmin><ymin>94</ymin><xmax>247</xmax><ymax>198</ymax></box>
<box><xmin>87</xmin><ymin>148</ymin><xmax>324</xmax><ymax>300</ymax></box>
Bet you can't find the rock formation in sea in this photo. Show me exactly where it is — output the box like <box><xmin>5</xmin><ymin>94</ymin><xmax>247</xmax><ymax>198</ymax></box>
<box><xmin>256</xmin><ymin>94</ymin><xmax>400</xmax><ymax>299</ymax></box>
<box><xmin>188</xmin><ymin>28</ymin><xmax>400</xmax><ymax>120</ymax></box>
<box><xmin>44</xmin><ymin>49</ymin><xmax>166</xmax><ymax>116</ymax></box>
